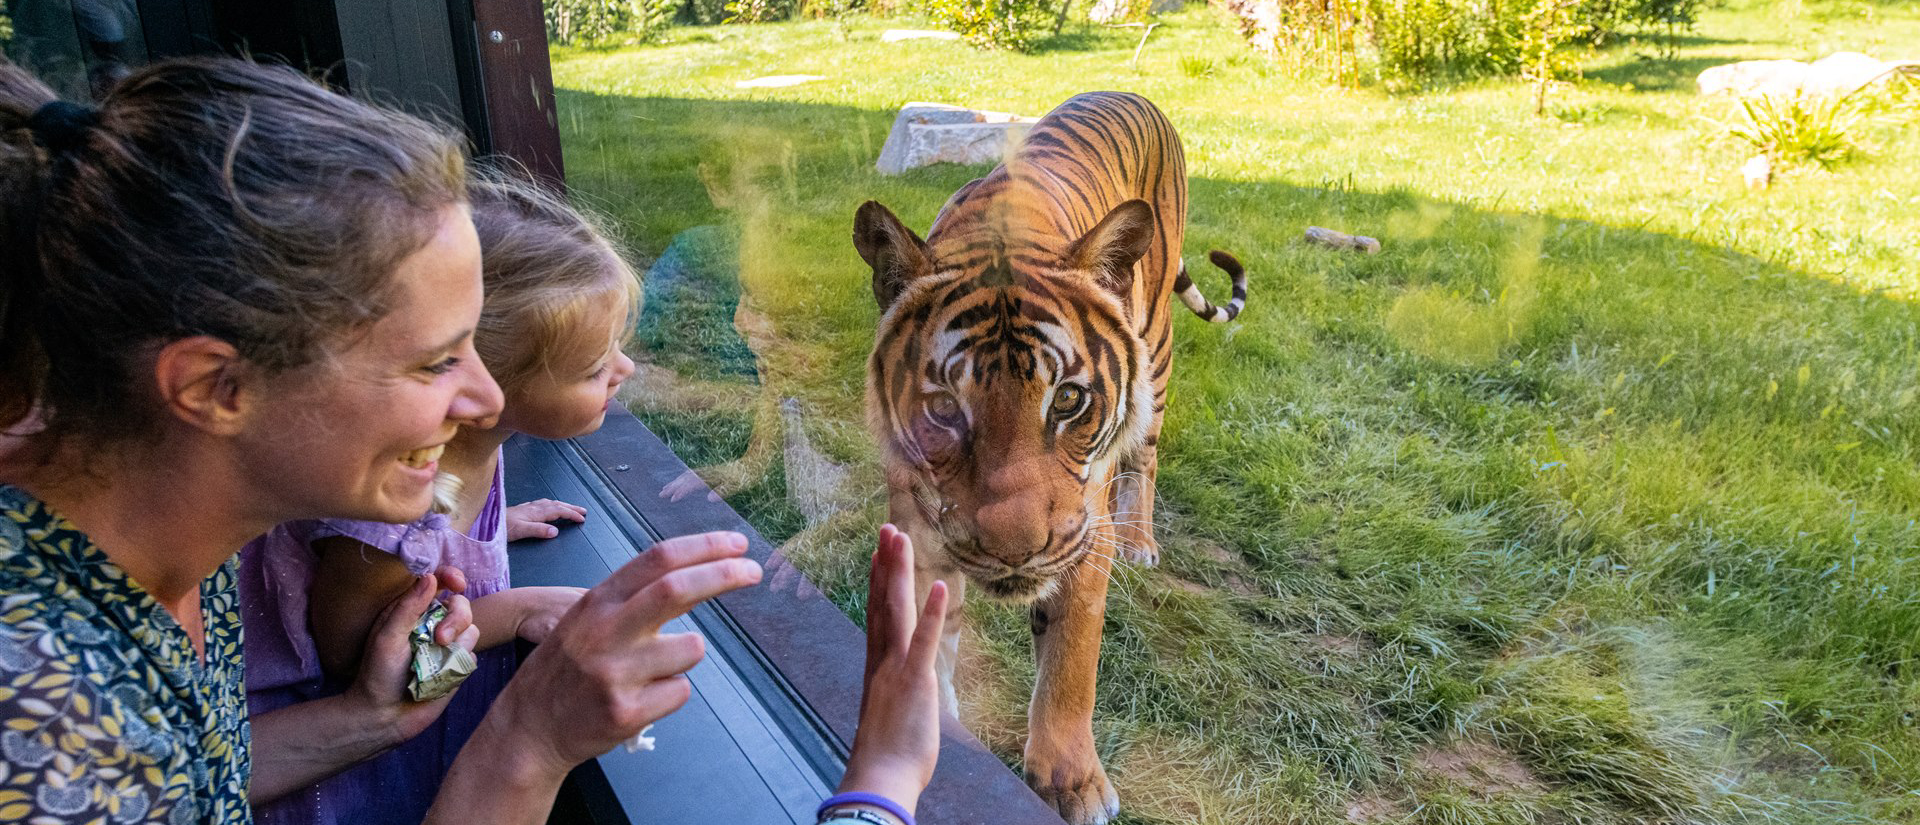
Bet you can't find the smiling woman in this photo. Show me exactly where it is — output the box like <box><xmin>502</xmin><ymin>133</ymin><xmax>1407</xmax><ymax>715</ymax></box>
<box><xmin>0</xmin><ymin>55</ymin><xmax>483</xmax><ymax>824</ymax></box>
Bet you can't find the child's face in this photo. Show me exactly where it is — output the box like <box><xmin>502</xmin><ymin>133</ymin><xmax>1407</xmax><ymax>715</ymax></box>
<box><xmin>498</xmin><ymin>299</ymin><xmax>635</xmax><ymax>439</ymax></box>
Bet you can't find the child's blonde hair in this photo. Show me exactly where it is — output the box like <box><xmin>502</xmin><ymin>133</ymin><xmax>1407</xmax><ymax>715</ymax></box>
<box><xmin>467</xmin><ymin>168</ymin><xmax>642</xmax><ymax>397</ymax></box>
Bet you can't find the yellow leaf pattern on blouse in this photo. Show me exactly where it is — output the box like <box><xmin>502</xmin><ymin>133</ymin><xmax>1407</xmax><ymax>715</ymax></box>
<box><xmin>0</xmin><ymin>486</ymin><xmax>250</xmax><ymax>824</ymax></box>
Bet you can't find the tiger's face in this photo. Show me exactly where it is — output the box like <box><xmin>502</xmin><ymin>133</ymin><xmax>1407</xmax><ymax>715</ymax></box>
<box><xmin>857</xmin><ymin>198</ymin><xmax>1157</xmax><ymax>602</ymax></box>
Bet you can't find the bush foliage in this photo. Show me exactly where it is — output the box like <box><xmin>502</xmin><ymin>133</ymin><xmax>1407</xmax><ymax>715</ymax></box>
<box><xmin>927</xmin><ymin>0</ymin><xmax>1062</xmax><ymax>52</ymax></box>
<box><xmin>1247</xmin><ymin>0</ymin><xmax>1711</xmax><ymax>85</ymax></box>
<box><xmin>545</xmin><ymin>0</ymin><xmax>680</xmax><ymax>44</ymax></box>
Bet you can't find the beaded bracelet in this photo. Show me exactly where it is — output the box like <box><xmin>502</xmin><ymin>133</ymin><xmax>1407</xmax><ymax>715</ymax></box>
<box><xmin>817</xmin><ymin>791</ymin><xmax>914</xmax><ymax>825</ymax></box>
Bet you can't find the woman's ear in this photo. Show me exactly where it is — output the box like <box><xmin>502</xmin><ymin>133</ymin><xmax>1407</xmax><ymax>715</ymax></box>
<box><xmin>151</xmin><ymin>335</ymin><xmax>254</xmax><ymax>436</ymax></box>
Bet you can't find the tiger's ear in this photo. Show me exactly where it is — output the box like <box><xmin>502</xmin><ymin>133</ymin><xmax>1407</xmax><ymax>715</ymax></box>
<box><xmin>854</xmin><ymin>201</ymin><xmax>931</xmax><ymax>309</ymax></box>
<box><xmin>1065</xmin><ymin>199</ymin><xmax>1155</xmax><ymax>297</ymax></box>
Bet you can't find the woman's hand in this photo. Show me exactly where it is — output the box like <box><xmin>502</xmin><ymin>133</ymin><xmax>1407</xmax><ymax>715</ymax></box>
<box><xmin>837</xmin><ymin>524</ymin><xmax>949</xmax><ymax>816</ymax></box>
<box><xmin>251</xmin><ymin>566</ymin><xmax>477</xmax><ymax>804</ymax></box>
<box><xmin>505</xmin><ymin>498</ymin><xmax>588</xmax><ymax>541</ymax></box>
<box><xmin>346</xmin><ymin>568</ymin><xmax>479</xmax><ymax>741</ymax></box>
<box><xmin>463</xmin><ymin>531</ymin><xmax>762</xmax><ymax>779</ymax></box>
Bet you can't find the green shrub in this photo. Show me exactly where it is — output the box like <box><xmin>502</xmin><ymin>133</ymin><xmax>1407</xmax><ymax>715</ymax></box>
<box><xmin>725</xmin><ymin>0</ymin><xmax>797</xmax><ymax>23</ymax></box>
<box><xmin>545</xmin><ymin>0</ymin><xmax>679</xmax><ymax>45</ymax></box>
<box><xmin>1245</xmin><ymin>0</ymin><xmax>1709</xmax><ymax>86</ymax></box>
<box><xmin>1730</xmin><ymin>93</ymin><xmax>1865</xmax><ymax>170</ymax></box>
<box><xmin>680</xmin><ymin>0</ymin><xmax>730</xmax><ymax>24</ymax></box>
<box><xmin>928</xmin><ymin>0</ymin><xmax>1060</xmax><ymax>52</ymax></box>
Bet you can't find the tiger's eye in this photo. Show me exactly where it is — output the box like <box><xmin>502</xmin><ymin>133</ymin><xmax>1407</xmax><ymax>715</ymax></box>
<box><xmin>1051</xmin><ymin>385</ymin><xmax>1086</xmax><ymax>418</ymax></box>
<box><xmin>928</xmin><ymin>392</ymin><xmax>962</xmax><ymax>422</ymax></box>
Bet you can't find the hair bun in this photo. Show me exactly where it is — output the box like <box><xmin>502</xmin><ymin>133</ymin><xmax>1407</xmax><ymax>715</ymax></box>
<box><xmin>26</xmin><ymin>101</ymin><xmax>99</xmax><ymax>155</ymax></box>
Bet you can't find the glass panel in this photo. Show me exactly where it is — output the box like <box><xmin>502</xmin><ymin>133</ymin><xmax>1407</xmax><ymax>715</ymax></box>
<box><xmin>0</xmin><ymin>0</ymin><xmax>148</xmax><ymax>100</ymax></box>
<box><xmin>544</xmin><ymin>4</ymin><xmax>1920</xmax><ymax>823</ymax></box>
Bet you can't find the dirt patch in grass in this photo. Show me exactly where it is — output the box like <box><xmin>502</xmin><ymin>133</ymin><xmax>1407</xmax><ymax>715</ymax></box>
<box><xmin>1345</xmin><ymin>793</ymin><xmax>1406</xmax><ymax>823</ymax></box>
<box><xmin>1416</xmin><ymin>739</ymin><xmax>1542</xmax><ymax>797</ymax></box>
<box><xmin>1188</xmin><ymin>538</ymin><xmax>1266</xmax><ymax>598</ymax></box>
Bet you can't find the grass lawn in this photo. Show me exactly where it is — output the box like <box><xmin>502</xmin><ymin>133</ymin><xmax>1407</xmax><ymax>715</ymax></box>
<box><xmin>552</xmin><ymin>2</ymin><xmax>1920</xmax><ymax>822</ymax></box>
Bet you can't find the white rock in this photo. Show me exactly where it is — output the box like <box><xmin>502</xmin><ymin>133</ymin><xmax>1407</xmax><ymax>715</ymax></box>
<box><xmin>735</xmin><ymin>74</ymin><xmax>824</xmax><ymax>89</ymax></box>
<box><xmin>874</xmin><ymin>102</ymin><xmax>1038</xmax><ymax>175</ymax></box>
<box><xmin>1741</xmin><ymin>154</ymin><xmax>1771</xmax><ymax>191</ymax></box>
<box><xmin>1697</xmin><ymin>52</ymin><xmax>1913</xmax><ymax>98</ymax></box>
<box><xmin>882</xmin><ymin>29</ymin><xmax>961</xmax><ymax>42</ymax></box>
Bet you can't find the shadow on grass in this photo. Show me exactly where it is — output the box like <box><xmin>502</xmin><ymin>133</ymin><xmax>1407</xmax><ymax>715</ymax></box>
<box><xmin>1586</xmin><ymin>52</ymin><xmax>1739</xmax><ymax>91</ymax></box>
<box><xmin>554</xmin><ymin>87</ymin><xmax>1920</xmax><ymax>823</ymax></box>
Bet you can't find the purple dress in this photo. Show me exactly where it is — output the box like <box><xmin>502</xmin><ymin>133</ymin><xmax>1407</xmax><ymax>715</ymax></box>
<box><xmin>239</xmin><ymin>454</ymin><xmax>513</xmax><ymax>825</ymax></box>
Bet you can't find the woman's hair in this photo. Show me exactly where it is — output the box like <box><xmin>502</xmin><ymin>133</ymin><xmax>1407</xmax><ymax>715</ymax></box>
<box><xmin>467</xmin><ymin>168</ymin><xmax>641</xmax><ymax>396</ymax></box>
<box><xmin>0</xmin><ymin>56</ymin><xmax>466</xmax><ymax>449</ymax></box>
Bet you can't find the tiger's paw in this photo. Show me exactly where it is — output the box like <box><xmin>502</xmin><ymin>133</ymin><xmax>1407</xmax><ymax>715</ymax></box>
<box><xmin>1119</xmin><ymin>533</ymin><xmax>1160</xmax><ymax>568</ymax></box>
<box><xmin>1024</xmin><ymin>742</ymin><xmax>1119</xmax><ymax>825</ymax></box>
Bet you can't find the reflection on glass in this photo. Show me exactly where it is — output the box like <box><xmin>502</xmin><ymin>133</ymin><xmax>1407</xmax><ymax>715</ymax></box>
<box><xmin>2</xmin><ymin>0</ymin><xmax>146</xmax><ymax>100</ymax></box>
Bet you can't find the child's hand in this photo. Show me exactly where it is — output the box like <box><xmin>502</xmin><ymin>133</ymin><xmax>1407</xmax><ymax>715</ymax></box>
<box><xmin>510</xmin><ymin>586</ymin><xmax>586</xmax><ymax>645</ymax></box>
<box><xmin>838</xmin><ymin>525</ymin><xmax>948</xmax><ymax>815</ymax></box>
<box><xmin>506</xmin><ymin>498</ymin><xmax>587</xmax><ymax>541</ymax></box>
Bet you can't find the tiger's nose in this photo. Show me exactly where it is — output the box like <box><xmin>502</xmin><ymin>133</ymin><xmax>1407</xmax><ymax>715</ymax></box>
<box><xmin>972</xmin><ymin>495</ymin><xmax>1050</xmax><ymax>567</ymax></box>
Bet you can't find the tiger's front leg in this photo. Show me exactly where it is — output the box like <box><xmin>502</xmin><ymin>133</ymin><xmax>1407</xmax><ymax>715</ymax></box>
<box><xmin>1024</xmin><ymin>545</ymin><xmax>1119</xmax><ymax>825</ymax></box>
<box><xmin>1110</xmin><ymin>436</ymin><xmax>1161</xmax><ymax>567</ymax></box>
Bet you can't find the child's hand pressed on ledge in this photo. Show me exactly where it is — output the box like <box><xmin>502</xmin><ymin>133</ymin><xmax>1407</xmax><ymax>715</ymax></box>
<box><xmin>505</xmin><ymin>498</ymin><xmax>587</xmax><ymax>541</ymax></box>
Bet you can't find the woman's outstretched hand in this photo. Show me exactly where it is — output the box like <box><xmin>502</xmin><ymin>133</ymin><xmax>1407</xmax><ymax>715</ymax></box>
<box><xmin>433</xmin><ymin>530</ymin><xmax>762</xmax><ymax>825</ymax></box>
<box><xmin>837</xmin><ymin>524</ymin><xmax>950</xmax><ymax>817</ymax></box>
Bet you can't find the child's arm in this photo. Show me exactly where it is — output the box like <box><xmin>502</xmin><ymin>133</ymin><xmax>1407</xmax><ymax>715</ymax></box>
<box><xmin>309</xmin><ymin>535</ymin><xmax>419</xmax><ymax>680</ymax></box>
<box><xmin>470</xmin><ymin>586</ymin><xmax>587</xmax><ymax>650</ymax></box>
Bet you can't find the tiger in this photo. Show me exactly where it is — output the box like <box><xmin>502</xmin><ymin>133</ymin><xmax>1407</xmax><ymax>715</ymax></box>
<box><xmin>855</xmin><ymin>91</ymin><xmax>1247</xmax><ymax>825</ymax></box>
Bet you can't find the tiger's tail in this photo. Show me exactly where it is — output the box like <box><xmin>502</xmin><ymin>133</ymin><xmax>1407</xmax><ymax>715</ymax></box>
<box><xmin>1174</xmin><ymin>250</ymin><xmax>1248</xmax><ymax>323</ymax></box>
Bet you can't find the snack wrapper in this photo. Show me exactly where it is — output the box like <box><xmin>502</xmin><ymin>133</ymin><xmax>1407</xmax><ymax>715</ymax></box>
<box><xmin>408</xmin><ymin>602</ymin><xmax>477</xmax><ymax>702</ymax></box>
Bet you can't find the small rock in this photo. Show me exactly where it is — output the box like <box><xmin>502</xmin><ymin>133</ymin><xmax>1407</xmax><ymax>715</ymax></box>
<box><xmin>1305</xmin><ymin>226</ymin><xmax>1381</xmax><ymax>254</ymax></box>
<box><xmin>875</xmin><ymin>102</ymin><xmax>1038</xmax><ymax>175</ymax></box>
<box><xmin>735</xmin><ymin>74</ymin><xmax>824</xmax><ymax>89</ymax></box>
<box><xmin>1741</xmin><ymin>154</ymin><xmax>1772</xmax><ymax>191</ymax></box>
<box><xmin>882</xmin><ymin>29</ymin><xmax>961</xmax><ymax>42</ymax></box>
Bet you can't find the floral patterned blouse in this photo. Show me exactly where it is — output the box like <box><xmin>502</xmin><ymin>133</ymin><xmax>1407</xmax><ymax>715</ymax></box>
<box><xmin>0</xmin><ymin>485</ymin><xmax>250</xmax><ymax>824</ymax></box>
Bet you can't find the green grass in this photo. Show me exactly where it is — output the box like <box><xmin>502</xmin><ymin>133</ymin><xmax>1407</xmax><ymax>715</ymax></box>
<box><xmin>553</xmin><ymin>2</ymin><xmax>1920</xmax><ymax>822</ymax></box>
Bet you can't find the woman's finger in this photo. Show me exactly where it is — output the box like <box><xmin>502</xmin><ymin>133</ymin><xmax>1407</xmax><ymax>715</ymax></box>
<box><xmin>435</xmin><ymin>592</ymin><xmax>474</xmax><ymax>647</ymax></box>
<box><xmin>598</xmin><ymin>531</ymin><xmax>749</xmax><ymax>601</ymax></box>
<box><xmin>617</xmin><ymin>557</ymin><xmax>762</xmax><ymax>637</ymax></box>
<box><xmin>632</xmin><ymin>631</ymin><xmax>708</xmax><ymax>682</ymax></box>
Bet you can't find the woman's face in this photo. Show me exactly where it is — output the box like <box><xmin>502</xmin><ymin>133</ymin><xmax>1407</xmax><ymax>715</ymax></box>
<box><xmin>241</xmin><ymin>204</ymin><xmax>504</xmax><ymax>525</ymax></box>
<box><xmin>499</xmin><ymin>299</ymin><xmax>636</xmax><ymax>440</ymax></box>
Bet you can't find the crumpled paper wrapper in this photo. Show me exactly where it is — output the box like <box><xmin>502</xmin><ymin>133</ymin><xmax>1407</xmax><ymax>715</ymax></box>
<box><xmin>623</xmin><ymin>723</ymin><xmax>656</xmax><ymax>753</ymax></box>
<box><xmin>408</xmin><ymin>602</ymin><xmax>477</xmax><ymax>702</ymax></box>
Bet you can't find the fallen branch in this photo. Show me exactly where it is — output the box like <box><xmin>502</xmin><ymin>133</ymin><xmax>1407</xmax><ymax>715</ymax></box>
<box><xmin>1107</xmin><ymin>21</ymin><xmax>1161</xmax><ymax>67</ymax></box>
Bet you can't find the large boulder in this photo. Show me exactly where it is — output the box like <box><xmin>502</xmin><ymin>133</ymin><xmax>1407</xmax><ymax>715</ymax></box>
<box><xmin>874</xmin><ymin>102</ymin><xmax>1038</xmax><ymax>175</ymax></box>
<box><xmin>1697</xmin><ymin>52</ymin><xmax>1915</xmax><ymax>98</ymax></box>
